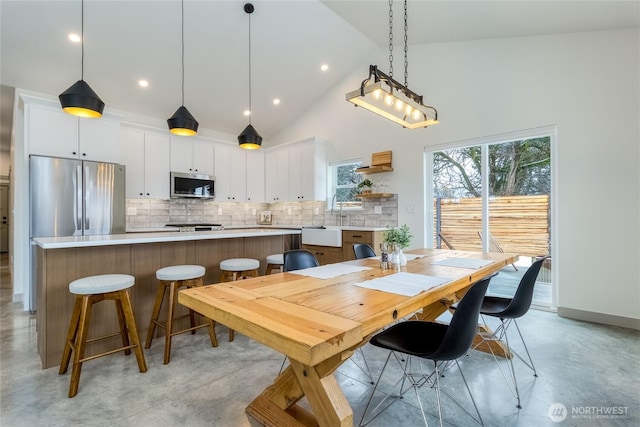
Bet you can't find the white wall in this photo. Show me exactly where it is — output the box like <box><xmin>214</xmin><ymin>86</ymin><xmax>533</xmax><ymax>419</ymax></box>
<box><xmin>272</xmin><ymin>29</ymin><xmax>640</xmax><ymax>323</ymax></box>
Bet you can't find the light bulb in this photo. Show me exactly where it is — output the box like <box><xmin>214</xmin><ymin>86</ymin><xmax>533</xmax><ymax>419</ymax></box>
<box><xmin>412</xmin><ymin>109</ymin><xmax>422</xmax><ymax>120</ymax></box>
<box><xmin>373</xmin><ymin>89</ymin><xmax>382</xmax><ymax>100</ymax></box>
<box><xmin>384</xmin><ymin>94</ymin><xmax>394</xmax><ymax>106</ymax></box>
<box><xmin>395</xmin><ymin>99</ymin><xmax>404</xmax><ymax>111</ymax></box>
<box><xmin>405</xmin><ymin>105</ymin><xmax>413</xmax><ymax>115</ymax></box>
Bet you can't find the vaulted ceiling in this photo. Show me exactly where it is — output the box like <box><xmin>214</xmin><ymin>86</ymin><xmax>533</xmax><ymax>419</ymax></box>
<box><xmin>1</xmin><ymin>0</ymin><xmax>638</xmax><ymax>151</ymax></box>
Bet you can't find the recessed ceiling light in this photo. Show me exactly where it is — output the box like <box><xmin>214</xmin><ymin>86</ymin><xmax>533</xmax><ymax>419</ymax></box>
<box><xmin>273</xmin><ymin>99</ymin><xmax>280</xmax><ymax>105</ymax></box>
<box><xmin>320</xmin><ymin>64</ymin><xmax>329</xmax><ymax>72</ymax></box>
<box><xmin>138</xmin><ymin>80</ymin><xmax>149</xmax><ymax>88</ymax></box>
<box><xmin>68</xmin><ymin>33</ymin><xmax>81</xmax><ymax>43</ymax></box>
<box><xmin>244</xmin><ymin>110</ymin><xmax>251</xmax><ymax>116</ymax></box>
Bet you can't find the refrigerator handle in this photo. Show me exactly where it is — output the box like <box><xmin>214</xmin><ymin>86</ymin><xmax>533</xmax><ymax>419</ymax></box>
<box><xmin>84</xmin><ymin>165</ymin><xmax>90</xmax><ymax>230</ymax></box>
<box><xmin>76</xmin><ymin>164</ymin><xmax>83</xmax><ymax>231</ymax></box>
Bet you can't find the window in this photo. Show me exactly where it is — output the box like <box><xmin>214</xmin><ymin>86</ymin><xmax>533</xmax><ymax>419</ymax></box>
<box><xmin>328</xmin><ymin>160</ymin><xmax>363</xmax><ymax>209</ymax></box>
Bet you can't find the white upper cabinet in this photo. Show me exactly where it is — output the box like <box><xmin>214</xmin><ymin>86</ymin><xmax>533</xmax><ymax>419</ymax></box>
<box><xmin>267</xmin><ymin>138</ymin><xmax>326</xmax><ymax>202</ymax></box>
<box><xmin>28</xmin><ymin>103</ymin><xmax>119</xmax><ymax>163</ymax></box>
<box><xmin>120</xmin><ymin>127</ymin><xmax>170</xmax><ymax>199</ymax></box>
<box><xmin>214</xmin><ymin>144</ymin><xmax>246</xmax><ymax>201</ymax></box>
<box><xmin>265</xmin><ymin>149</ymin><xmax>289</xmax><ymax>202</ymax></box>
<box><xmin>245</xmin><ymin>150</ymin><xmax>265</xmax><ymax>202</ymax></box>
<box><xmin>170</xmin><ymin>136</ymin><xmax>214</xmax><ymax>176</ymax></box>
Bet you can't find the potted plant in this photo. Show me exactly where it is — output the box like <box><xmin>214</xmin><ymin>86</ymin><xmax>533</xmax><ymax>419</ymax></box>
<box><xmin>383</xmin><ymin>224</ymin><xmax>413</xmax><ymax>266</ymax></box>
<box><xmin>357</xmin><ymin>178</ymin><xmax>374</xmax><ymax>195</ymax></box>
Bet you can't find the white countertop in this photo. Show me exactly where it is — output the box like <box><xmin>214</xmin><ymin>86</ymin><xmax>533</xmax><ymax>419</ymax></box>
<box><xmin>33</xmin><ymin>228</ymin><xmax>301</xmax><ymax>249</ymax></box>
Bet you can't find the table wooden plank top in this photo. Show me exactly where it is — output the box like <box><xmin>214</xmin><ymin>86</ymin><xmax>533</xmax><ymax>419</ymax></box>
<box><xmin>179</xmin><ymin>249</ymin><xmax>518</xmax><ymax>366</ymax></box>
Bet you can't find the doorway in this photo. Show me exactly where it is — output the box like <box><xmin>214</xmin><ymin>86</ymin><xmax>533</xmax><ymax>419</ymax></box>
<box><xmin>427</xmin><ymin>128</ymin><xmax>554</xmax><ymax>308</ymax></box>
<box><xmin>0</xmin><ymin>184</ymin><xmax>8</xmax><ymax>253</ymax></box>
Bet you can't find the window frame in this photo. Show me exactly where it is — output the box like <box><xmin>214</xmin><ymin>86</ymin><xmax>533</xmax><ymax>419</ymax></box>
<box><xmin>327</xmin><ymin>158</ymin><xmax>364</xmax><ymax>210</ymax></box>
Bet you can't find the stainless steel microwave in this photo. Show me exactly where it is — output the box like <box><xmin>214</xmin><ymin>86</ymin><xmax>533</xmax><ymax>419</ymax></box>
<box><xmin>170</xmin><ymin>172</ymin><xmax>215</xmax><ymax>199</ymax></box>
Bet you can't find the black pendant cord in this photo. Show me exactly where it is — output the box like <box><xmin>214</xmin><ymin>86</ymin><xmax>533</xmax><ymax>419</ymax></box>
<box><xmin>81</xmin><ymin>0</ymin><xmax>84</xmax><ymax>80</ymax></box>
<box><xmin>181</xmin><ymin>0</ymin><xmax>185</xmax><ymax>106</ymax></box>
<box><xmin>248</xmin><ymin>9</ymin><xmax>252</xmax><ymax>125</ymax></box>
<box><xmin>404</xmin><ymin>0</ymin><xmax>408</xmax><ymax>88</ymax></box>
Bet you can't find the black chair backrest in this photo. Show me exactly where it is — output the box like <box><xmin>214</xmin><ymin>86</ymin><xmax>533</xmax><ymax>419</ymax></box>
<box><xmin>429</xmin><ymin>277</ymin><xmax>491</xmax><ymax>361</ymax></box>
<box><xmin>353</xmin><ymin>243</ymin><xmax>376</xmax><ymax>259</ymax></box>
<box><xmin>499</xmin><ymin>257</ymin><xmax>547</xmax><ymax>319</ymax></box>
<box><xmin>283</xmin><ymin>250</ymin><xmax>320</xmax><ymax>272</ymax></box>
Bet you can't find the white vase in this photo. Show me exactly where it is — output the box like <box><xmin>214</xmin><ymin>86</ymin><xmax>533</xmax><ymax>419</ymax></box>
<box><xmin>399</xmin><ymin>249</ymin><xmax>407</xmax><ymax>267</ymax></box>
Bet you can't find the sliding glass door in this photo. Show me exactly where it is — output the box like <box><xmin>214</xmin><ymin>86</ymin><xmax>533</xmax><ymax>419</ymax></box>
<box><xmin>429</xmin><ymin>131</ymin><xmax>553</xmax><ymax>308</ymax></box>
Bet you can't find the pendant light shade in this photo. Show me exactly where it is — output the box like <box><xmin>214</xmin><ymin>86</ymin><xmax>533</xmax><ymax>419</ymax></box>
<box><xmin>168</xmin><ymin>0</ymin><xmax>198</xmax><ymax>136</ymax></box>
<box><xmin>59</xmin><ymin>79</ymin><xmax>105</xmax><ymax>118</ymax></box>
<box><xmin>59</xmin><ymin>0</ymin><xmax>104</xmax><ymax>118</ymax></box>
<box><xmin>238</xmin><ymin>3</ymin><xmax>262</xmax><ymax>150</ymax></box>
<box><xmin>238</xmin><ymin>124</ymin><xmax>262</xmax><ymax>150</ymax></box>
<box><xmin>168</xmin><ymin>105</ymin><xmax>198</xmax><ymax>136</ymax></box>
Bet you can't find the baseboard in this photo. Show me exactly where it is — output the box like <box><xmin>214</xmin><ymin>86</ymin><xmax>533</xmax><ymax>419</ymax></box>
<box><xmin>558</xmin><ymin>307</ymin><xmax>640</xmax><ymax>330</ymax></box>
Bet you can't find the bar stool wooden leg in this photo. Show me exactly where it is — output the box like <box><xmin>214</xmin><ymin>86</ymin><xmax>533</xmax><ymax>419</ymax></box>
<box><xmin>114</xmin><ymin>297</ymin><xmax>132</xmax><ymax>355</ymax></box>
<box><xmin>118</xmin><ymin>290</ymin><xmax>147</xmax><ymax>373</ymax></box>
<box><xmin>163</xmin><ymin>281</ymin><xmax>178</xmax><ymax>365</ymax></box>
<box><xmin>59</xmin><ymin>296</ymin><xmax>83</xmax><ymax>375</ymax></box>
<box><xmin>69</xmin><ymin>296</ymin><xmax>92</xmax><ymax>398</ymax></box>
<box><xmin>145</xmin><ymin>281</ymin><xmax>167</xmax><ymax>349</ymax></box>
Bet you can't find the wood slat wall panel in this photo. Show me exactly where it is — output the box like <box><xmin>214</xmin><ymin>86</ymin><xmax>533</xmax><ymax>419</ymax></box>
<box><xmin>435</xmin><ymin>195</ymin><xmax>549</xmax><ymax>257</ymax></box>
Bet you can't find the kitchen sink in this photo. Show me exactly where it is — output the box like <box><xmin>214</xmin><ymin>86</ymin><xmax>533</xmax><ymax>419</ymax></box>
<box><xmin>301</xmin><ymin>227</ymin><xmax>342</xmax><ymax>247</ymax></box>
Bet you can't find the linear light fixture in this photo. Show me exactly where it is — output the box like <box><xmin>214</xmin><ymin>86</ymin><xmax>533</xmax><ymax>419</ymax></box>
<box><xmin>59</xmin><ymin>0</ymin><xmax>104</xmax><ymax>118</ymax></box>
<box><xmin>346</xmin><ymin>0</ymin><xmax>438</xmax><ymax>129</ymax></box>
<box><xmin>346</xmin><ymin>65</ymin><xmax>438</xmax><ymax>129</ymax></box>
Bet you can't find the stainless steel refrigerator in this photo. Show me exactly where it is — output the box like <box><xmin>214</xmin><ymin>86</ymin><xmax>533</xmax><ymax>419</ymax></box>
<box><xmin>29</xmin><ymin>155</ymin><xmax>126</xmax><ymax>311</ymax></box>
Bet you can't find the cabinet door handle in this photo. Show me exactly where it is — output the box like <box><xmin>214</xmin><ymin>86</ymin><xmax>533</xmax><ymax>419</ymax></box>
<box><xmin>352</xmin><ymin>235</ymin><xmax>362</xmax><ymax>238</ymax></box>
<box><xmin>139</xmin><ymin>192</ymin><xmax>143</xmax><ymax>196</ymax></box>
<box><xmin>82</xmin><ymin>153</ymin><xmax>86</xmax><ymax>156</ymax></box>
<box><xmin>72</xmin><ymin>151</ymin><xmax>77</xmax><ymax>155</ymax></box>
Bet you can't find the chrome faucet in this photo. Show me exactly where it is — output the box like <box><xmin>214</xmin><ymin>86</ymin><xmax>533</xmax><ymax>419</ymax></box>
<box><xmin>331</xmin><ymin>193</ymin><xmax>344</xmax><ymax>226</ymax></box>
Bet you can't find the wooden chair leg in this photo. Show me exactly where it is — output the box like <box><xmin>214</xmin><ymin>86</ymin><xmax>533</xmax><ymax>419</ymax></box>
<box><xmin>59</xmin><ymin>296</ymin><xmax>83</xmax><ymax>375</ymax></box>
<box><xmin>145</xmin><ymin>281</ymin><xmax>167</xmax><ymax>349</ymax></box>
<box><xmin>266</xmin><ymin>264</ymin><xmax>274</xmax><ymax>275</ymax></box>
<box><xmin>69</xmin><ymin>296</ymin><xmax>92</xmax><ymax>398</ymax></box>
<box><xmin>118</xmin><ymin>290</ymin><xmax>147</xmax><ymax>373</ymax></box>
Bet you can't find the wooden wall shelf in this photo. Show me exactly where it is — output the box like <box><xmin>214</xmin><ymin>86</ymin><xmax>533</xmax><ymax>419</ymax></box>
<box><xmin>355</xmin><ymin>166</ymin><xmax>393</xmax><ymax>174</ymax></box>
<box><xmin>355</xmin><ymin>193</ymin><xmax>394</xmax><ymax>198</ymax></box>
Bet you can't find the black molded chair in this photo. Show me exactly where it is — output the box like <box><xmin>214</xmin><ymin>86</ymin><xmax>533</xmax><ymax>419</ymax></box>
<box><xmin>360</xmin><ymin>277</ymin><xmax>492</xmax><ymax>427</ymax></box>
<box><xmin>353</xmin><ymin>243</ymin><xmax>376</xmax><ymax>259</ymax></box>
<box><xmin>283</xmin><ymin>249</ymin><xmax>319</xmax><ymax>272</ymax></box>
<box><xmin>476</xmin><ymin>256</ymin><xmax>547</xmax><ymax>408</ymax></box>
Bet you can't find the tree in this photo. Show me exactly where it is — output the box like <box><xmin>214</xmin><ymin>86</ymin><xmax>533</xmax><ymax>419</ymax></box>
<box><xmin>433</xmin><ymin>137</ymin><xmax>550</xmax><ymax>198</ymax></box>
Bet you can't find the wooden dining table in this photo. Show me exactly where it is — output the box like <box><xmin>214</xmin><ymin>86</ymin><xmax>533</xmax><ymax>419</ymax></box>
<box><xmin>179</xmin><ymin>248</ymin><xmax>518</xmax><ymax>427</ymax></box>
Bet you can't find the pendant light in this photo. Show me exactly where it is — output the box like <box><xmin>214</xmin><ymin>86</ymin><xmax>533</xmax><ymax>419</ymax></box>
<box><xmin>346</xmin><ymin>0</ymin><xmax>438</xmax><ymax>129</ymax></box>
<box><xmin>59</xmin><ymin>0</ymin><xmax>104</xmax><ymax>118</ymax></box>
<box><xmin>238</xmin><ymin>3</ymin><xmax>262</xmax><ymax>150</ymax></box>
<box><xmin>168</xmin><ymin>0</ymin><xmax>199</xmax><ymax>136</ymax></box>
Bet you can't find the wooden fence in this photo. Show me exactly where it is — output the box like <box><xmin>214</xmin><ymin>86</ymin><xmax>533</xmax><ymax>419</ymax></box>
<box><xmin>434</xmin><ymin>195</ymin><xmax>550</xmax><ymax>257</ymax></box>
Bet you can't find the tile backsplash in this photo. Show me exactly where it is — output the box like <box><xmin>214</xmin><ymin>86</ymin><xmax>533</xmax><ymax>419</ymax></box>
<box><xmin>126</xmin><ymin>196</ymin><xmax>398</xmax><ymax>229</ymax></box>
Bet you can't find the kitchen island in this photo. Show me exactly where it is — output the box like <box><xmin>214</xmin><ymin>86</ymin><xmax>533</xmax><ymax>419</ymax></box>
<box><xmin>33</xmin><ymin>228</ymin><xmax>301</xmax><ymax>369</ymax></box>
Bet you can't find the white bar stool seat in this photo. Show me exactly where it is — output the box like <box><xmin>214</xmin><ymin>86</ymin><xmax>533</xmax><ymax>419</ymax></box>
<box><xmin>265</xmin><ymin>254</ymin><xmax>284</xmax><ymax>275</ymax></box>
<box><xmin>220</xmin><ymin>258</ymin><xmax>260</xmax><ymax>282</ymax></box>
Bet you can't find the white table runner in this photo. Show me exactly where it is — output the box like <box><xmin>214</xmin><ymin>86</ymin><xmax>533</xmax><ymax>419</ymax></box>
<box><xmin>354</xmin><ymin>272</ymin><xmax>450</xmax><ymax>297</ymax></box>
<box><xmin>288</xmin><ymin>263</ymin><xmax>372</xmax><ymax>280</ymax></box>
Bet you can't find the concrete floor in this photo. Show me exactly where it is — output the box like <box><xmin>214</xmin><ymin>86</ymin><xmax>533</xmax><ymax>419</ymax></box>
<box><xmin>1</xmin><ymin>253</ymin><xmax>638</xmax><ymax>426</ymax></box>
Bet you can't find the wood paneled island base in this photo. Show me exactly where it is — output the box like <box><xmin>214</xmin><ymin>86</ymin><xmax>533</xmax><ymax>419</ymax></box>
<box><xmin>35</xmin><ymin>232</ymin><xmax>294</xmax><ymax>369</ymax></box>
